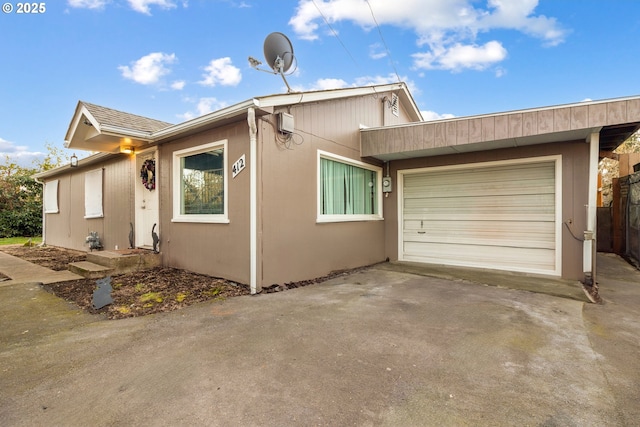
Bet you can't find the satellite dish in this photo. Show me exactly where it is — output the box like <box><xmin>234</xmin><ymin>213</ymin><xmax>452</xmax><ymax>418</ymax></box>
<box><xmin>248</xmin><ymin>32</ymin><xmax>296</xmax><ymax>93</ymax></box>
<box><xmin>263</xmin><ymin>32</ymin><xmax>295</xmax><ymax>74</ymax></box>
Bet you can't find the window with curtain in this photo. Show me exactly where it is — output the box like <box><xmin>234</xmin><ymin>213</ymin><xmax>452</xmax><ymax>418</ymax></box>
<box><xmin>172</xmin><ymin>140</ymin><xmax>228</xmax><ymax>223</ymax></box>
<box><xmin>318</xmin><ymin>153</ymin><xmax>382</xmax><ymax>222</ymax></box>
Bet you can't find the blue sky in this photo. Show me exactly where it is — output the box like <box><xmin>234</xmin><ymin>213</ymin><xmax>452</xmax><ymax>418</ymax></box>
<box><xmin>1</xmin><ymin>0</ymin><xmax>640</xmax><ymax>166</ymax></box>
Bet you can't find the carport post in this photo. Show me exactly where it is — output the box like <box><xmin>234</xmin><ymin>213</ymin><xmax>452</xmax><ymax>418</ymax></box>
<box><xmin>584</xmin><ymin>131</ymin><xmax>600</xmax><ymax>285</ymax></box>
<box><xmin>248</xmin><ymin>107</ymin><xmax>258</xmax><ymax>294</ymax></box>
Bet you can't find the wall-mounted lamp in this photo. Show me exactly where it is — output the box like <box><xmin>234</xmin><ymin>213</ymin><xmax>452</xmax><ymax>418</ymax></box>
<box><xmin>120</xmin><ymin>146</ymin><xmax>135</xmax><ymax>154</ymax></box>
<box><xmin>70</xmin><ymin>153</ymin><xmax>78</xmax><ymax>168</ymax></box>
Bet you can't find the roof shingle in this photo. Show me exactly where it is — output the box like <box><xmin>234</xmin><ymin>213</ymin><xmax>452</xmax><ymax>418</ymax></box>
<box><xmin>82</xmin><ymin>101</ymin><xmax>173</xmax><ymax>133</ymax></box>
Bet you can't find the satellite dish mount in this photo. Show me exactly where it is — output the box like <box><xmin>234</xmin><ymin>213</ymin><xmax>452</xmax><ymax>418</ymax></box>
<box><xmin>249</xmin><ymin>32</ymin><xmax>296</xmax><ymax>93</ymax></box>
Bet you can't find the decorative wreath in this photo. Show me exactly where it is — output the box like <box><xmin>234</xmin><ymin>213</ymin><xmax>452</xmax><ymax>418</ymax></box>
<box><xmin>140</xmin><ymin>159</ymin><xmax>156</xmax><ymax>191</ymax></box>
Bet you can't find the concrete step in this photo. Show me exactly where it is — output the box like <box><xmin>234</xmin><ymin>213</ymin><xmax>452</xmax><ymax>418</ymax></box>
<box><xmin>69</xmin><ymin>261</ymin><xmax>114</xmax><ymax>279</ymax></box>
<box><xmin>84</xmin><ymin>249</ymin><xmax>161</xmax><ymax>275</ymax></box>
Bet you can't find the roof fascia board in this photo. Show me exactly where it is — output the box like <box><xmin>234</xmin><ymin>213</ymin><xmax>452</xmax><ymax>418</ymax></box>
<box><xmin>64</xmin><ymin>83</ymin><xmax>423</xmax><ymax>148</ymax></box>
<box><xmin>151</xmin><ymin>99</ymin><xmax>260</xmax><ymax>142</ymax></box>
<box><xmin>64</xmin><ymin>102</ymin><xmax>87</xmax><ymax>144</ymax></box>
<box><xmin>99</xmin><ymin>124</ymin><xmax>154</xmax><ymax>141</ymax></box>
<box><xmin>151</xmin><ymin>85</ymin><xmax>413</xmax><ymax>142</ymax></box>
<box><xmin>363</xmin><ymin>94</ymin><xmax>640</xmax><ymax>132</ymax></box>
<box><xmin>254</xmin><ymin>83</ymin><xmax>407</xmax><ymax>108</ymax></box>
<box><xmin>33</xmin><ymin>152</ymin><xmax>117</xmax><ymax>179</ymax></box>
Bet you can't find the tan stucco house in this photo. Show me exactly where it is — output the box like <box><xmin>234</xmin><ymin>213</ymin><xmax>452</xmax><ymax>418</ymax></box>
<box><xmin>35</xmin><ymin>83</ymin><xmax>640</xmax><ymax>292</ymax></box>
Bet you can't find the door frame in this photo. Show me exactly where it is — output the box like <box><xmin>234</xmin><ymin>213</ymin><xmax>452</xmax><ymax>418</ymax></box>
<box><xmin>134</xmin><ymin>148</ymin><xmax>159</xmax><ymax>248</ymax></box>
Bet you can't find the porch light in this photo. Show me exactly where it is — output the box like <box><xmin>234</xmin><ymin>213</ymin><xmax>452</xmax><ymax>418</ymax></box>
<box><xmin>70</xmin><ymin>153</ymin><xmax>78</xmax><ymax>168</ymax></box>
<box><xmin>120</xmin><ymin>146</ymin><xmax>135</xmax><ymax>154</ymax></box>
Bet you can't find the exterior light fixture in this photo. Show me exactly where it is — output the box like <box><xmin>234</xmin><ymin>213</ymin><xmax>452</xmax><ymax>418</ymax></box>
<box><xmin>120</xmin><ymin>146</ymin><xmax>135</xmax><ymax>154</ymax></box>
<box><xmin>70</xmin><ymin>153</ymin><xmax>78</xmax><ymax>168</ymax></box>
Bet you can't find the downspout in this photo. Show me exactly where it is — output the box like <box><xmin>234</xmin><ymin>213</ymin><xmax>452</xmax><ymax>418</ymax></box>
<box><xmin>583</xmin><ymin>131</ymin><xmax>600</xmax><ymax>301</ymax></box>
<box><xmin>248</xmin><ymin>108</ymin><xmax>258</xmax><ymax>294</ymax></box>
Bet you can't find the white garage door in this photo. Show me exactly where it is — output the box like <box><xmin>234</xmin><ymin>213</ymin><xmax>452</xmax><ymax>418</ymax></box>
<box><xmin>401</xmin><ymin>158</ymin><xmax>561</xmax><ymax>275</ymax></box>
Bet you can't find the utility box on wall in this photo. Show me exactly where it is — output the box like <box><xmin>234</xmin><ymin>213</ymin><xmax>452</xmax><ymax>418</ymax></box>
<box><xmin>278</xmin><ymin>112</ymin><xmax>294</xmax><ymax>134</ymax></box>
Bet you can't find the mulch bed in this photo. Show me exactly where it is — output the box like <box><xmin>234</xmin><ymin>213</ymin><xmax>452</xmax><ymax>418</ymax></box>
<box><xmin>0</xmin><ymin>245</ymin><xmax>249</xmax><ymax>320</ymax></box>
<box><xmin>44</xmin><ymin>267</ymin><xmax>250</xmax><ymax>320</ymax></box>
<box><xmin>0</xmin><ymin>244</ymin><xmax>371</xmax><ymax>320</ymax></box>
<box><xmin>0</xmin><ymin>245</ymin><xmax>87</xmax><ymax>270</ymax></box>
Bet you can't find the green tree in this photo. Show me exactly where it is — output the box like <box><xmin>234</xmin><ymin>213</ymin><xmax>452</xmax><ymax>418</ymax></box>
<box><xmin>0</xmin><ymin>144</ymin><xmax>66</xmax><ymax>237</ymax></box>
<box><xmin>599</xmin><ymin>130</ymin><xmax>640</xmax><ymax>206</ymax></box>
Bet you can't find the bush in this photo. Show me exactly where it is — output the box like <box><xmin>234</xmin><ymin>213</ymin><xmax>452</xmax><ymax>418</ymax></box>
<box><xmin>0</xmin><ymin>163</ymin><xmax>42</xmax><ymax>238</ymax></box>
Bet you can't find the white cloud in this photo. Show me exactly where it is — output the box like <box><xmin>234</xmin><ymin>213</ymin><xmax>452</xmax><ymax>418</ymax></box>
<box><xmin>126</xmin><ymin>0</ymin><xmax>177</xmax><ymax>14</ymax></box>
<box><xmin>289</xmin><ymin>0</ymin><xmax>566</xmax><ymax>72</ymax></box>
<box><xmin>421</xmin><ymin>111</ymin><xmax>456</xmax><ymax>121</ymax></box>
<box><xmin>171</xmin><ymin>80</ymin><xmax>186</xmax><ymax>90</ymax></box>
<box><xmin>118</xmin><ymin>52</ymin><xmax>177</xmax><ymax>85</ymax></box>
<box><xmin>199</xmin><ymin>57</ymin><xmax>242</xmax><ymax>87</ymax></box>
<box><xmin>291</xmin><ymin>74</ymin><xmax>419</xmax><ymax>95</ymax></box>
<box><xmin>369</xmin><ymin>43</ymin><xmax>387</xmax><ymax>60</ymax></box>
<box><xmin>413</xmin><ymin>41</ymin><xmax>507</xmax><ymax>71</ymax></box>
<box><xmin>0</xmin><ymin>137</ymin><xmax>46</xmax><ymax>167</ymax></box>
<box><xmin>178</xmin><ymin>97</ymin><xmax>228</xmax><ymax>121</ymax></box>
<box><xmin>313</xmin><ymin>78</ymin><xmax>349</xmax><ymax>90</ymax></box>
<box><xmin>67</xmin><ymin>0</ymin><xmax>109</xmax><ymax>9</ymax></box>
<box><xmin>68</xmin><ymin>0</ymin><xmax>182</xmax><ymax>13</ymax></box>
<box><xmin>355</xmin><ymin>74</ymin><xmax>400</xmax><ymax>86</ymax></box>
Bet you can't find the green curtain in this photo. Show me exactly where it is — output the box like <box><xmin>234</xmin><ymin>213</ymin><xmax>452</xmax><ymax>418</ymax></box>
<box><xmin>321</xmin><ymin>158</ymin><xmax>376</xmax><ymax>215</ymax></box>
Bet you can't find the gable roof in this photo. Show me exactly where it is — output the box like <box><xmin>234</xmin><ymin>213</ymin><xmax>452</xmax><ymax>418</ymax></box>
<box><xmin>64</xmin><ymin>83</ymin><xmax>421</xmax><ymax>152</ymax></box>
<box><xmin>82</xmin><ymin>102</ymin><xmax>173</xmax><ymax>134</ymax></box>
<box><xmin>64</xmin><ymin>101</ymin><xmax>174</xmax><ymax>153</ymax></box>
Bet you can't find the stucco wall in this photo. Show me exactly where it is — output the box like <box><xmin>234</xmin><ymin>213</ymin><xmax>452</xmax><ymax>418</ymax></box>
<box><xmin>382</xmin><ymin>141</ymin><xmax>589</xmax><ymax>281</ymax></box>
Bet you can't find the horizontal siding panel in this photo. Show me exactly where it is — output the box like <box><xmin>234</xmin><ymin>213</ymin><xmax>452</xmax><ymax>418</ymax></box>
<box><xmin>404</xmin><ymin>181</ymin><xmax>555</xmax><ymax>199</ymax></box>
<box><xmin>402</xmin><ymin>232</ymin><xmax>555</xmax><ymax>249</ymax></box>
<box><xmin>405</xmin><ymin>194</ymin><xmax>556</xmax><ymax>212</ymax></box>
<box><xmin>403</xmin><ymin>242</ymin><xmax>555</xmax><ymax>272</ymax></box>
<box><xmin>403</xmin><ymin>221</ymin><xmax>555</xmax><ymax>247</ymax></box>
<box><xmin>403</xmin><ymin>213</ymin><xmax>555</xmax><ymax>222</ymax></box>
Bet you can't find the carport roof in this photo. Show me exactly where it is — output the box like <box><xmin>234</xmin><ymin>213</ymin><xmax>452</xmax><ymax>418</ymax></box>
<box><xmin>361</xmin><ymin>95</ymin><xmax>640</xmax><ymax>161</ymax></box>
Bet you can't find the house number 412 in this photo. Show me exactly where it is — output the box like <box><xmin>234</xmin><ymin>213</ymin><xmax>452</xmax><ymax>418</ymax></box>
<box><xmin>232</xmin><ymin>154</ymin><xmax>246</xmax><ymax>178</ymax></box>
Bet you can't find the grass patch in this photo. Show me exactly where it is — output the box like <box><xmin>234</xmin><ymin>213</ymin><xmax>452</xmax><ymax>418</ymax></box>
<box><xmin>0</xmin><ymin>237</ymin><xmax>42</xmax><ymax>246</ymax></box>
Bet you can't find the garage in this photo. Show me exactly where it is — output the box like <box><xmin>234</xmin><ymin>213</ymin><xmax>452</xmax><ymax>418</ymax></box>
<box><xmin>400</xmin><ymin>156</ymin><xmax>562</xmax><ymax>276</ymax></box>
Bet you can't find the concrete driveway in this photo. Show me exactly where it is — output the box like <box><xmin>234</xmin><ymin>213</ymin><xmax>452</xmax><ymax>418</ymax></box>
<box><xmin>1</xmin><ymin>253</ymin><xmax>638</xmax><ymax>426</ymax></box>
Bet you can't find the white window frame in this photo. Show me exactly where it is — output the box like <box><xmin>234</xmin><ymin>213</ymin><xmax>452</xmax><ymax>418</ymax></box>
<box><xmin>172</xmin><ymin>140</ymin><xmax>229</xmax><ymax>223</ymax></box>
<box><xmin>317</xmin><ymin>150</ymin><xmax>383</xmax><ymax>223</ymax></box>
<box><xmin>84</xmin><ymin>169</ymin><xmax>103</xmax><ymax>219</ymax></box>
<box><xmin>44</xmin><ymin>179</ymin><xmax>59</xmax><ymax>214</ymax></box>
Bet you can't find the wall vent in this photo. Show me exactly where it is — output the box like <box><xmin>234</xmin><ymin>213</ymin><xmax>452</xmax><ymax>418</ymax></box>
<box><xmin>391</xmin><ymin>93</ymin><xmax>399</xmax><ymax>117</ymax></box>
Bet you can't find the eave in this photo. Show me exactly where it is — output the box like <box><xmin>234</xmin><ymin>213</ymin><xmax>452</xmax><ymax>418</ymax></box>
<box><xmin>362</xmin><ymin>95</ymin><xmax>640</xmax><ymax>161</ymax></box>
<box><xmin>64</xmin><ymin>83</ymin><xmax>423</xmax><ymax>154</ymax></box>
<box><xmin>33</xmin><ymin>152</ymin><xmax>118</xmax><ymax>179</ymax></box>
<box><xmin>65</xmin><ymin>103</ymin><xmax>157</xmax><ymax>153</ymax></box>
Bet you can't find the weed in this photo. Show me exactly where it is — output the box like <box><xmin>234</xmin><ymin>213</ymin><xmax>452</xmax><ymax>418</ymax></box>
<box><xmin>139</xmin><ymin>292</ymin><xmax>163</xmax><ymax>304</ymax></box>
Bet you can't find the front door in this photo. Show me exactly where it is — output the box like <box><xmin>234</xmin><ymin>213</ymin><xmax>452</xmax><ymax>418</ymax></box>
<box><xmin>135</xmin><ymin>149</ymin><xmax>159</xmax><ymax>248</ymax></box>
